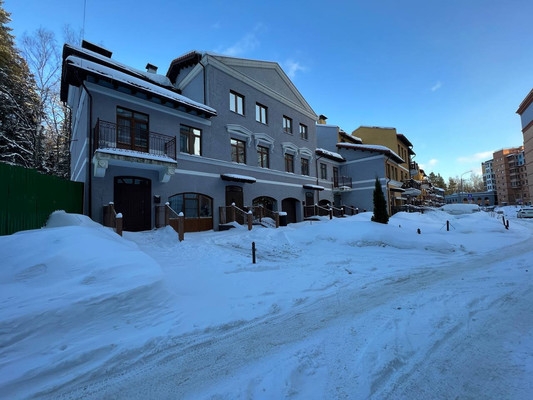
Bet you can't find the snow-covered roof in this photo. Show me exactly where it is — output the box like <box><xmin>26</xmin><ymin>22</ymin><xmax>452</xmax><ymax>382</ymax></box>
<box><xmin>65</xmin><ymin>55</ymin><xmax>217</xmax><ymax>116</ymax></box>
<box><xmin>65</xmin><ymin>43</ymin><xmax>174</xmax><ymax>88</ymax></box>
<box><xmin>315</xmin><ymin>148</ymin><xmax>345</xmax><ymax>162</ymax></box>
<box><xmin>336</xmin><ymin>143</ymin><xmax>404</xmax><ymax>164</ymax></box>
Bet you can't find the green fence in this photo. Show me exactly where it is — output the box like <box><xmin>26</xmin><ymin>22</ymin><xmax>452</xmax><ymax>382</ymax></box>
<box><xmin>0</xmin><ymin>163</ymin><xmax>84</xmax><ymax>236</ymax></box>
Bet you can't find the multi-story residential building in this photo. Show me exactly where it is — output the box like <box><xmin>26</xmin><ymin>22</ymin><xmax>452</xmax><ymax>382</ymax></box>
<box><xmin>492</xmin><ymin>147</ymin><xmax>530</xmax><ymax>205</ymax></box>
<box><xmin>517</xmin><ymin>88</ymin><xmax>533</xmax><ymax>201</ymax></box>
<box><xmin>60</xmin><ymin>40</ymin><xmax>336</xmax><ymax>231</ymax></box>
<box><xmin>350</xmin><ymin>126</ymin><xmax>415</xmax><ymax>211</ymax></box>
<box><xmin>482</xmin><ymin>159</ymin><xmax>496</xmax><ymax>192</ymax></box>
<box><xmin>316</xmin><ymin>122</ymin><xmax>408</xmax><ymax>215</ymax></box>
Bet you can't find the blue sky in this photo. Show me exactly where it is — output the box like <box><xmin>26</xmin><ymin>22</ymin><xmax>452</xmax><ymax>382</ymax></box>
<box><xmin>5</xmin><ymin>0</ymin><xmax>532</xmax><ymax>182</ymax></box>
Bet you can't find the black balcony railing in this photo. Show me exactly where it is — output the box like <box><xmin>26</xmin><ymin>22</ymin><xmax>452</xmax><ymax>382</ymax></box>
<box><xmin>94</xmin><ymin>119</ymin><xmax>177</xmax><ymax>160</ymax></box>
<box><xmin>333</xmin><ymin>176</ymin><xmax>352</xmax><ymax>189</ymax></box>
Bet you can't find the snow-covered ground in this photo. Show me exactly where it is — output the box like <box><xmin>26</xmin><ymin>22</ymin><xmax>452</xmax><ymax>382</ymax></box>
<box><xmin>1</xmin><ymin>205</ymin><xmax>532</xmax><ymax>399</ymax></box>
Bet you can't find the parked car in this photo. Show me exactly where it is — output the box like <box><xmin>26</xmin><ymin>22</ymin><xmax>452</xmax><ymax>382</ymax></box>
<box><xmin>517</xmin><ymin>208</ymin><xmax>533</xmax><ymax>218</ymax></box>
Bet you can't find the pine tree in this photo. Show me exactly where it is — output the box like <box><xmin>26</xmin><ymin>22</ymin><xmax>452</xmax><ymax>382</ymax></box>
<box><xmin>0</xmin><ymin>1</ymin><xmax>41</xmax><ymax>168</ymax></box>
<box><xmin>372</xmin><ymin>177</ymin><xmax>389</xmax><ymax>224</ymax></box>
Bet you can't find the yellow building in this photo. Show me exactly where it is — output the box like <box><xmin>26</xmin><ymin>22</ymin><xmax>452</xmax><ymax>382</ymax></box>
<box><xmin>352</xmin><ymin>126</ymin><xmax>416</xmax><ymax>211</ymax></box>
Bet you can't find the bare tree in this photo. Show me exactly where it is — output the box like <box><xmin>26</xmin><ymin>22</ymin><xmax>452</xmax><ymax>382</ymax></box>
<box><xmin>20</xmin><ymin>27</ymin><xmax>71</xmax><ymax>177</ymax></box>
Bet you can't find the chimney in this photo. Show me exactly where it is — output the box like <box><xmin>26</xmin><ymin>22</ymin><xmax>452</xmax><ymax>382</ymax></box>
<box><xmin>318</xmin><ymin>114</ymin><xmax>328</xmax><ymax>124</ymax></box>
<box><xmin>146</xmin><ymin>63</ymin><xmax>158</xmax><ymax>73</ymax></box>
<box><xmin>81</xmin><ymin>40</ymin><xmax>112</xmax><ymax>58</ymax></box>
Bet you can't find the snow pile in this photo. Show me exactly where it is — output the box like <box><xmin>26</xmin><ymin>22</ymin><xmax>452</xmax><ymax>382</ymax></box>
<box><xmin>0</xmin><ymin>211</ymin><xmax>164</xmax><ymax>397</ymax></box>
<box><xmin>439</xmin><ymin>203</ymin><xmax>481</xmax><ymax>214</ymax></box>
<box><xmin>1</xmin><ymin>208</ymin><xmax>532</xmax><ymax>399</ymax></box>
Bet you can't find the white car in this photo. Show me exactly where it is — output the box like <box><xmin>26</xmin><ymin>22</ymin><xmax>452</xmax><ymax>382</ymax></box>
<box><xmin>517</xmin><ymin>208</ymin><xmax>533</xmax><ymax>218</ymax></box>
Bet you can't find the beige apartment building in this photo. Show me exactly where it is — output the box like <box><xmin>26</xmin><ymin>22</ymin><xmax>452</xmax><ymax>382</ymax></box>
<box><xmin>517</xmin><ymin>89</ymin><xmax>533</xmax><ymax>202</ymax></box>
<box><xmin>492</xmin><ymin>147</ymin><xmax>530</xmax><ymax>205</ymax></box>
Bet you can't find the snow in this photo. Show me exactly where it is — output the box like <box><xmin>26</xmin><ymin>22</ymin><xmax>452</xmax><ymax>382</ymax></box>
<box><xmin>337</xmin><ymin>143</ymin><xmax>404</xmax><ymax>163</ymax></box>
<box><xmin>66</xmin><ymin>55</ymin><xmax>217</xmax><ymax>116</ymax></box>
<box><xmin>1</xmin><ymin>208</ymin><xmax>532</xmax><ymax>399</ymax></box>
<box><xmin>316</xmin><ymin>148</ymin><xmax>345</xmax><ymax>161</ymax></box>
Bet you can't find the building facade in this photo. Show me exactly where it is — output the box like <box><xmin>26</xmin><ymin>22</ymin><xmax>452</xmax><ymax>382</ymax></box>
<box><xmin>492</xmin><ymin>147</ymin><xmax>529</xmax><ymax>205</ymax></box>
<box><xmin>482</xmin><ymin>159</ymin><xmax>496</xmax><ymax>192</ymax></box>
<box><xmin>61</xmin><ymin>41</ymin><xmax>341</xmax><ymax>231</ymax></box>
<box><xmin>517</xmin><ymin>89</ymin><xmax>533</xmax><ymax>201</ymax></box>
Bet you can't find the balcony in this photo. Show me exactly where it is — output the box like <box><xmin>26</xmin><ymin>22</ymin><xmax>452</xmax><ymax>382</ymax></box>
<box><xmin>92</xmin><ymin>119</ymin><xmax>178</xmax><ymax>182</ymax></box>
<box><xmin>94</xmin><ymin>119</ymin><xmax>177</xmax><ymax>160</ymax></box>
<box><xmin>333</xmin><ymin>176</ymin><xmax>353</xmax><ymax>191</ymax></box>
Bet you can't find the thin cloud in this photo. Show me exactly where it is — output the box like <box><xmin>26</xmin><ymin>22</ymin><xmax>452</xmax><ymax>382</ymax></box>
<box><xmin>418</xmin><ymin>158</ymin><xmax>438</xmax><ymax>172</ymax></box>
<box><xmin>457</xmin><ymin>150</ymin><xmax>494</xmax><ymax>163</ymax></box>
<box><xmin>220</xmin><ymin>24</ymin><xmax>264</xmax><ymax>57</ymax></box>
<box><xmin>431</xmin><ymin>81</ymin><xmax>442</xmax><ymax>92</ymax></box>
<box><xmin>284</xmin><ymin>59</ymin><xmax>306</xmax><ymax>80</ymax></box>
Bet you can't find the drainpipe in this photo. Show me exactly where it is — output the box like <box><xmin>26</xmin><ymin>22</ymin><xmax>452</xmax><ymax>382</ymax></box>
<box><xmin>78</xmin><ymin>73</ymin><xmax>94</xmax><ymax>219</ymax></box>
<box><xmin>199</xmin><ymin>58</ymin><xmax>207</xmax><ymax>105</ymax></box>
<box><xmin>315</xmin><ymin>154</ymin><xmax>323</xmax><ymax>205</ymax></box>
<box><xmin>385</xmin><ymin>155</ymin><xmax>392</xmax><ymax>215</ymax></box>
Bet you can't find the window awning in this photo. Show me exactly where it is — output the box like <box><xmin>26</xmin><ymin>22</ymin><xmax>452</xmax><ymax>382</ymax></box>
<box><xmin>220</xmin><ymin>173</ymin><xmax>256</xmax><ymax>183</ymax></box>
<box><xmin>303</xmin><ymin>184</ymin><xmax>325</xmax><ymax>191</ymax></box>
<box><xmin>389</xmin><ymin>187</ymin><xmax>405</xmax><ymax>193</ymax></box>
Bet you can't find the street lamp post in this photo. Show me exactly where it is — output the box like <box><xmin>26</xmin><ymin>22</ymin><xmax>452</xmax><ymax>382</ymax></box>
<box><xmin>460</xmin><ymin>170</ymin><xmax>472</xmax><ymax>202</ymax></box>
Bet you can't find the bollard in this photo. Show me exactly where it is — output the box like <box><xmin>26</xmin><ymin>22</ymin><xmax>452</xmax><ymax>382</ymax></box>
<box><xmin>506</xmin><ymin>220</ymin><xmax>509</xmax><ymax>230</ymax></box>
<box><xmin>417</xmin><ymin>228</ymin><xmax>421</xmax><ymax>234</ymax></box>
<box><xmin>446</xmin><ymin>220</ymin><xmax>450</xmax><ymax>231</ymax></box>
<box><xmin>252</xmin><ymin>241</ymin><xmax>256</xmax><ymax>264</ymax></box>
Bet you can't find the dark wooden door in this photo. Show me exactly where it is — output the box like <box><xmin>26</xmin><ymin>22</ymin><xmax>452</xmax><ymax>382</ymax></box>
<box><xmin>225</xmin><ymin>185</ymin><xmax>244</xmax><ymax>224</ymax></box>
<box><xmin>225</xmin><ymin>185</ymin><xmax>243</xmax><ymax>208</ymax></box>
<box><xmin>282</xmin><ymin>198</ymin><xmax>298</xmax><ymax>224</ymax></box>
<box><xmin>114</xmin><ymin>177</ymin><xmax>151</xmax><ymax>231</ymax></box>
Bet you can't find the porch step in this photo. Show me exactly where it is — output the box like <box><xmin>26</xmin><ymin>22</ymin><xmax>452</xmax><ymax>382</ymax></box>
<box><xmin>219</xmin><ymin>224</ymin><xmax>236</xmax><ymax>231</ymax></box>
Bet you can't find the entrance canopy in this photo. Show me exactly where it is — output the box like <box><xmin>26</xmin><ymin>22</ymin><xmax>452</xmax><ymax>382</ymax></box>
<box><xmin>303</xmin><ymin>184</ymin><xmax>325</xmax><ymax>191</ymax></box>
<box><xmin>220</xmin><ymin>173</ymin><xmax>256</xmax><ymax>184</ymax></box>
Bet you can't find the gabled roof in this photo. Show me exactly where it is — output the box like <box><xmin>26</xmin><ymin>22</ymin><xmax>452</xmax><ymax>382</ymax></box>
<box><xmin>339</xmin><ymin>131</ymin><xmax>362</xmax><ymax>144</ymax></box>
<box><xmin>167</xmin><ymin>51</ymin><xmax>317</xmax><ymax>120</ymax></box>
<box><xmin>337</xmin><ymin>143</ymin><xmax>404</xmax><ymax>164</ymax></box>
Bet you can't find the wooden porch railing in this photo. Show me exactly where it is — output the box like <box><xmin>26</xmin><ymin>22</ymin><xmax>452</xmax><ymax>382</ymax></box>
<box><xmin>252</xmin><ymin>205</ymin><xmax>280</xmax><ymax>228</ymax></box>
<box><xmin>342</xmin><ymin>205</ymin><xmax>360</xmax><ymax>216</ymax></box>
<box><xmin>219</xmin><ymin>204</ymin><xmax>253</xmax><ymax>230</ymax></box>
<box><xmin>155</xmin><ymin>203</ymin><xmax>185</xmax><ymax>241</ymax></box>
<box><xmin>331</xmin><ymin>205</ymin><xmax>344</xmax><ymax>218</ymax></box>
<box><xmin>103</xmin><ymin>202</ymin><xmax>123</xmax><ymax>236</ymax></box>
<box><xmin>94</xmin><ymin>119</ymin><xmax>177</xmax><ymax>160</ymax></box>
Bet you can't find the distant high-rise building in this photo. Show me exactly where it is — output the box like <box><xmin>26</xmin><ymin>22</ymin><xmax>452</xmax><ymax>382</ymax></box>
<box><xmin>492</xmin><ymin>147</ymin><xmax>529</xmax><ymax>205</ymax></box>
<box><xmin>516</xmin><ymin>89</ymin><xmax>533</xmax><ymax>203</ymax></box>
<box><xmin>481</xmin><ymin>159</ymin><xmax>496</xmax><ymax>191</ymax></box>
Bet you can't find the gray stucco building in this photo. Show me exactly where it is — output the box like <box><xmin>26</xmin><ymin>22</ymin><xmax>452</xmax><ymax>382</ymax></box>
<box><xmin>61</xmin><ymin>41</ymin><xmax>341</xmax><ymax>231</ymax></box>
